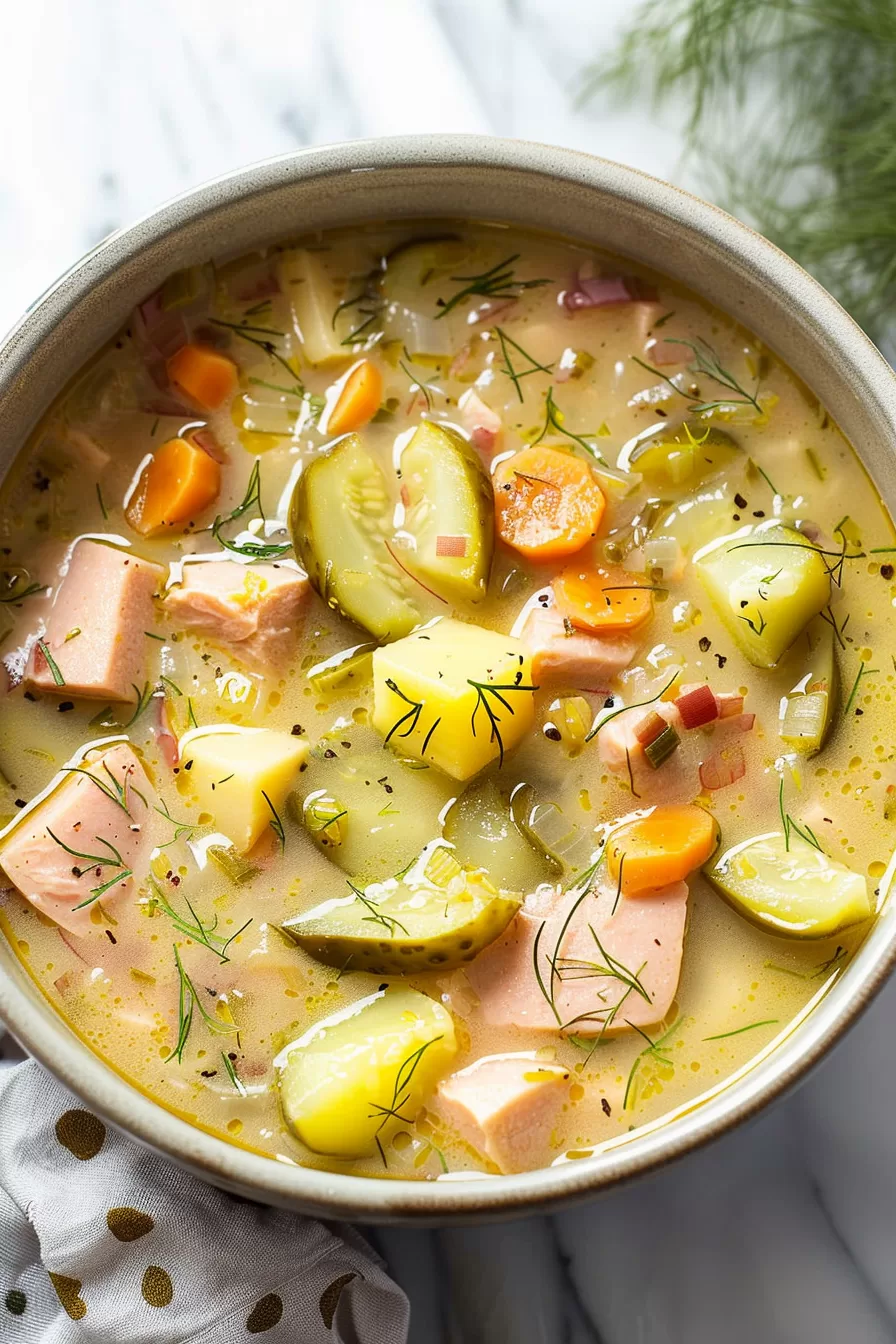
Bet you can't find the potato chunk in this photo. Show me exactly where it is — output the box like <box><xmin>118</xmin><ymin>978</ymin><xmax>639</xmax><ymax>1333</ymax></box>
<box><xmin>276</xmin><ymin>987</ymin><xmax>457</xmax><ymax>1158</ymax></box>
<box><xmin>695</xmin><ymin>524</ymin><xmax>830</xmax><ymax>667</ymax></box>
<box><xmin>179</xmin><ymin>727</ymin><xmax>308</xmax><ymax>853</ymax></box>
<box><xmin>372</xmin><ymin>618</ymin><xmax>535</xmax><ymax>780</ymax></box>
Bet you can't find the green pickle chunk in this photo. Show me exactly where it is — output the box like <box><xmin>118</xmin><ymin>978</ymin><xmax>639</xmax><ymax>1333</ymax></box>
<box><xmin>276</xmin><ymin>987</ymin><xmax>457</xmax><ymax>1157</ymax></box>
<box><xmin>706</xmin><ymin>830</ymin><xmax>871</xmax><ymax>938</ymax></box>
<box><xmin>282</xmin><ymin>840</ymin><xmax>520</xmax><ymax>974</ymax></box>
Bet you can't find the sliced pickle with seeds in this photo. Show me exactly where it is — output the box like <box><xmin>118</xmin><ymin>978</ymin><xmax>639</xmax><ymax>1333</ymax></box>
<box><xmin>282</xmin><ymin>839</ymin><xmax>521</xmax><ymax>974</ymax></box>
<box><xmin>399</xmin><ymin>421</ymin><xmax>494</xmax><ymax>604</ymax></box>
<box><xmin>443</xmin><ymin>778</ymin><xmax>554</xmax><ymax>891</ymax></box>
<box><xmin>290</xmin><ymin>433</ymin><xmax>421</xmax><ymax>640</ymax></box>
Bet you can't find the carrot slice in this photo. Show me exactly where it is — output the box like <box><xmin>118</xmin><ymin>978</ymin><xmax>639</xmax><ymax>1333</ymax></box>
<box><xmin>126</xmin><ymin>437</ymin><xmax>221</xmax><ymax>536</ymax></box>
<box><xmin>326</xmin><ymin>359</ymin><xmax>383</xmax><ymax>435</ymax></box>
<box><xmin>553</xmin><ymin>564</ymin><xmax>654</xmax><ymax>634</ymax></box>
<box><xmin>493</xmin><ymin>447</ymin><xmax>605</xmax><ymax>560</ymax></box>
<box><xmin>167</xmin><ymin>343</ymin><xmax>238</xmax><ymax>410</ymax></box>
<box><xmin>608</xmin><ymin>804</ymin><xmax>719</xmax><ymax>896</ymax></box>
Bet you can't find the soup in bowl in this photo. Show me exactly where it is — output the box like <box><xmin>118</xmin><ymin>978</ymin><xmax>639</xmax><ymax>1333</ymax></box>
<box><xmin>1</xmin><ymin>139</ymin><xmax>895</xmax><ymax>1220</ymax></box>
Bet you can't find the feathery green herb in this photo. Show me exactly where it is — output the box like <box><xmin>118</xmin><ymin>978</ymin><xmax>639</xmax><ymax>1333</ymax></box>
<box><xmin>435</xmin><ymin>254</ymin><xmax>551</xmax><ymax>319</ymax></box>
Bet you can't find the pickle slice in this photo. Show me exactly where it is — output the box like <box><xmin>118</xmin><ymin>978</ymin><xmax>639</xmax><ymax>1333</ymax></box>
<box><xmin>443</xmin><ymin>779</ymin><xmax>555</xmax><ymax>891</ymax></box>
<box><xmin>290</xmin><ymin>433</ymin><xmax>421</xmax><ymax>640</ymax></box>
<box><xmin>400</xmin><ymin>421</ymin><xmax>494</xmax><ymax>604</ymax></box>
<box><xmin>627</xmin><ymin>422</ymin><xmax>739</xmax><ymax>488</ymax></box>
<box><xmin>509</xmin><ymin>782</ymin><xmax>596</xmax><ymax>875</ymax></box>
<box><xmin>706</xmin><ymin>830</ymin><xmax>871</xmax><ymax>938</ymax></box>
<box><xmin>779</xmin><ymin>614</ymin><xmax>838</xmax><ymax>755</ymax></box>
<box><xmin>282</xmin><ymin>840</ymin><xmax>521</xmax><ymax>974</ymax></box>
<box><xmin>276</xmin><ymin>986</ymin><xmax>457</xmax><ymax>1157</ymax></box>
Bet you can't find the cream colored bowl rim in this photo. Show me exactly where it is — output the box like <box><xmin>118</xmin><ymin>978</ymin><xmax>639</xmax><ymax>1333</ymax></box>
<box><xmin>1</xmin><ymin>135</ymin><xmax>895</xmax><ymax>1224</ymax></box>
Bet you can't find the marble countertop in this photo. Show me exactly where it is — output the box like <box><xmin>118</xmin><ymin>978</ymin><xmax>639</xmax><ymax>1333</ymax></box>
<box><xmin>1</xmin><ymin>2</ymin><xmax>894</xmax><ymax>1340</ymax></box>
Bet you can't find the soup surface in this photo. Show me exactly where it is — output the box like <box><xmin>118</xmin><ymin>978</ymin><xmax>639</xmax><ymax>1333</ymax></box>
<box><xmin>0</xmin><ymin>220</ymin><xmax>893</xmax><ymax>1181</ymax></box>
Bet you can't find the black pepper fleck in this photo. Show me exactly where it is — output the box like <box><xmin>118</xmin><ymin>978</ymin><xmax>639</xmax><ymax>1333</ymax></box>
<box><xmin>734</xmin><ymin>493</ymin><xmax>748</xmax><ymax>509</ymax></box>
<box><xmin>698</xmin><ymin>636</ymin><xmax>711</xmax><ymax>652</ymax></box>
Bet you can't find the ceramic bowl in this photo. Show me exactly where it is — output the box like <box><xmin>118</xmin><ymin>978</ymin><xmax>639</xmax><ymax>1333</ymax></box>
<box><xmin>1</xmin><ymin>136</ymin><xmax>895</xmax><ymax>1224</ymax></box>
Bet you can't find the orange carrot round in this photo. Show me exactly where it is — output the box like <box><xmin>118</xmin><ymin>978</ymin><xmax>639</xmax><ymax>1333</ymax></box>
<box><xmin>326</xmin><ymin>359</ymin><xmax>383</xmax><ymax>435</ymax></box>
<box><xmin>167</xmin><ymin>343</ymin><xmax>238</xmax><ymax>411</ymax></box>
<box><xmin>553</xmin><ymin>564</ymin><xmax>654</xmax><ymax>634</ymax></box>
<box><xmin>493</xmin><ymin>446</ymin><xmax>605</xmax><ymax>560</ymax></box>
<box><xmin>608</xmin><ymin>804</ymin><xmax>719</xmax><ymax>897</ymax></box>
<box><xmin>126</xmin><ymin>437</ymin><xmax>221</xmax><ymax>536</ymax></box>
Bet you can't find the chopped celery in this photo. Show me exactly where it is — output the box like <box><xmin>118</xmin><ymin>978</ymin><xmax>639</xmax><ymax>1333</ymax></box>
<box><xmin>779</xmin><ymin>615</ymin><xmax>838</xmax><ymax>755</ymax></box>
<box><xmin>206</xmin><ymin>844</ymin><xmax>261</xmax><ymax>885</ymax></box>
<box><xmin>695</xmin><ymin>523</ymin><xmax>830</xmax><ymax>667</ymax></box>
<box><xmin>282</xmin><ymin>840</ymin><xmax>520</xmax><ymax>974</ymax></box>
<box><xmin>277</xmin><ymin>987</ymin><xmax>457</xmax><ymax>1157</ymax></box>
<box><xmin>707</xmin><ymin>831</ymin><xmax>871</xmax><ymax>938</ymax></box>
<box><xmin>545</xmin><ymin>696</ymin><xmax>592</xmax><ymax>749</ymax></box>
<box><xmin>644</xmin><ymin>723</ymin><xmax>680</xmax><ymax>768</ymax></box>
<box><xmin>302</xmin><ymin>790</ymin><xmax>346</xmax><ymax>850</ymax></box>
<box><xmin>306</xmin><ymin>642</ymin><xmax>376</xmax><ymax>695</ymax></box>
<box><xmin>399</xmin><ymin>421</ymin><xmax>494</xmax><ymax>604</ymax></box>
<box><xmin>290</xmin><ymin>433</ymin><xmax>421</xmax><ymax>640</ymax></box>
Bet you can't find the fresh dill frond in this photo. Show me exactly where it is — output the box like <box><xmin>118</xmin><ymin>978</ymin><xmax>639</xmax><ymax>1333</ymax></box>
<box><xmin>435</xmin><ymin>254</ymin><xmax>551</xmax><ymax>319</ymax></box>
<box><xmin>590</xmin><ymin>0</ymin><xmax>896</xmax><ymax>352</ymax></box>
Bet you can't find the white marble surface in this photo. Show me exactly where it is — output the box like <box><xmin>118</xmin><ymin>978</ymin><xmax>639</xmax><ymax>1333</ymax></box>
<box><xmin>1</xmin><ymin>2</ymin><xmax>894</xmax><ymax>1340</ymax></box>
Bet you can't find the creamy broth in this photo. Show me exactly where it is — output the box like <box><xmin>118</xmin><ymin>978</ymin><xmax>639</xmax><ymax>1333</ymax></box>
<box><xmin>0</xmin><ymin>220</ymin><xmax>893</xmax><ymax>1180</ymax></box>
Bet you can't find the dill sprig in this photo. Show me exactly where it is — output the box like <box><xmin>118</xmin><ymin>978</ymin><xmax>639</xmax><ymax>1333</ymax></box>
<box><xmin>147</xmin><ymin>877</ymin><xmax>250</xmax><ymax>963</ymax></box>
<box><xmin>777</xmin><ymin>776</ymin><xmax>822</xmax><ymax>854</ymax></box>
<box><xmin>221</xmin><ymin>1050</ymin><xmax>247</xmax><ymax>1096</ymax></box>
<box><xmin>209</xmin><ymin>317</ymin><xmax>303</xmax><ymax>386</ymax></box>
<box><xmin>585</xmin><ymin>674</ymin><xmax>678</xmax><ymax>743</ymax></box>
<box><xmin>263</xmin><ymin>790</ymin><xmax>286</xmax><ymax>851</ymax></box>
<box><xmin>61</xmin><ymin>761</ymin><xmax>144</xmax><ymax>817</ymax></box>
<box><xmin>590</xmin><ymin>0</ymin><xmax>896</xmax><ymax>351</ymax></box>
<box><xmin>154</xmin><ymin>797</ymin><xmax>198</xmax><ymax>847</ymax></box>
<box><xmin>623</xmin><ymin>1017</ymin><xmax>681</xmax><ymax>1111</ymax></box>
<box><xmin>843</xmin><ymin>658</ymin><xmax>879</xmax><ymax>717</ymax></box>
<box><xmin>368</xmin><ymin>1035</ymin><xmax>444</xmax><ymax>1167</ymax></box>
<box><xmin>164</xmin><ymin>943</ymin><xmax>240</xmax><ymax>1065</ymax></box>
<box><xmin>45</xmin><ymin>828</ymin><xmax>132</xmax><ymax>909</ymax></box>
<box><xmin>124</xmin><ymin>681</ymin><xmax>154</xmax><ymax>729</ymax></box>
<box><xmin>632</xmin><ymin>336</ymin><xmax>762</xmax><ymax>417</ymax></box>
<box><xmin>345</xmin><ymin>879</ymin><xmax>409</xmax><ymax>938</ymax></box>
<box><xmin>468</xmin><ymin>677</ymin><xmax>539</xmax><ymax>767</ymax></box>
<box><xmin>209</xmin><ymin>460</ymin><xmax>291</xmax><ymax>560</ymax></box>
<box><xmin>435</xmin><ymin>254</ymin><xmax>551</xmax><ymax>319</ymax></box>
<box><xmin>703</xmin><ymin>1018</ymin><xmax>779</xmax><ymax>1042</ymax></box>
<box><xmin>494</xmin><ymin>327</ymin><xmax>554</xmax><ymax>402</ymax></box>
<box><xmin>532</xmin><ymin>387</ymin><xmax>606</xmax><ymax>461</ymax></box>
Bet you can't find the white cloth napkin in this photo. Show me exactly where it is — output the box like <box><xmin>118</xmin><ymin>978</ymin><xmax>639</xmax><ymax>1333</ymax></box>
<box><xmin>0</xmin><ymin>1060</ymin><xmax>408</xmax><ymax>1343</ymax></box>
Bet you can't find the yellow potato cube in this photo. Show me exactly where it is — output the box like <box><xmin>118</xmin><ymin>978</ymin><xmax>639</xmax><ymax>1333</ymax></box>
<box><xmin>276</xmin><ymin>987</ymin><xmax>457</xmax><ymax>1158</ymax></box>
<box><xmin>179</xmin><ymin>726</ymin><xmax>308</xmax><ymax>854</ymax></box>
<box><xmin>372</xmin><ymin>618</ymin><xmax>535</xmax><ymax>781</ymax></box>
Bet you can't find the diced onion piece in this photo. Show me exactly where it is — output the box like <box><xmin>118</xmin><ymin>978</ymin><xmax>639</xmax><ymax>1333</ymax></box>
<box><xmin>207</xmin><ymin>844</ymin><xmax>261</xmax><ymax>884</ymax></box>
<box><xmin>699</xmin><ymin>745</ymin><xmax>746</xmax><ymax>791</ymax></box>
<box><xmin>634</xmin><ymin>710</ymin><xmax>668</xmax><ymax>747</ymax></box>
<box><xmin>781</xmin><ymin>692</ymin><xmax>826</xmax><ymax>744</ymax></box>
<box><xmin>644</xmin><ymin>723</ymin><xmax>680</xmax><ymax>769</ymax></box>
<box><xmin>435</xmin><ymin>535</ymin><xmax>468</xmax><ymax>558</ymax></box>
<box><xmin>717</xmin><ymin>692</ymin><xmax>745</xmax><ymax>719</ymax></box>
<box><xmin>563</xmin><ymin>272</ymin><xmax>653</xmax><ymax>312</ymax></box>
<box><xmin>675</xmin><ymin>684</ymin><xmax>719</xmax><ymax>729</ymax></box>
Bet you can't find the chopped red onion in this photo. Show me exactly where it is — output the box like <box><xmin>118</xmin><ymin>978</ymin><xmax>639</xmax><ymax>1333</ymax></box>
<box><xmin>699</xmin><ymin>745</ymin><xmax>746</xmax><ymax>791</ymax></box>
